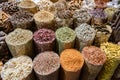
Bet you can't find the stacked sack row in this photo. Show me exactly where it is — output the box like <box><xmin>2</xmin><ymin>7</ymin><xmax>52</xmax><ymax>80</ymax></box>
<box><xmin>0</xmin><ymin>0</ymin><xmax>120</xmax><ymax>80</ymax></box>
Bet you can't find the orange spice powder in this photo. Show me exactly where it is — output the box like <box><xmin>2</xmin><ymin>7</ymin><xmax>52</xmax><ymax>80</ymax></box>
<box><xmin>60</xmin><ymin>49</ymin><xmax>84</xmax><ymax>72</ymax></box>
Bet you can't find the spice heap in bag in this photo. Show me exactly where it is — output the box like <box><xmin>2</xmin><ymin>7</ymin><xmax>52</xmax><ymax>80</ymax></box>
<box><xmin>97</xmin><ymin>42</ymin><xmax>120</xmax><ymax>80</ymax></box>
<box><xmin>1</xmin><ymin>56</ymin><xmax>35</xmax><ymax>80</ymax></box>
<box><xmin>5</xmin><ymin>28</ymin><xmax>33</xmax><ymax>57</ymax></box>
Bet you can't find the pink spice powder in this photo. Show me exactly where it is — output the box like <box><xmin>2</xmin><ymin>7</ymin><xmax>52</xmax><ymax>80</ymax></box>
<box><xmin>82</xmin><ymin>46</ymin><xmax>106</xmax><ymax>65</ymax></box>
<box><xmin>33</xmin><ymin>51</ymin><xmax>60</xmax><ymax>75</ymax></box>
<box><xmin>33</xmin><ymin>29</ymin><xmax>55</xmax><ymax>43</ymax></box>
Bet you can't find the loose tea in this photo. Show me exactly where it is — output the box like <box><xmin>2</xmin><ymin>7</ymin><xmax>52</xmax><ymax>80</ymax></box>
<box><xmin>0</xmin><ymin>31</ymin><xmax>11</xmax><ymax>63</ymax></box>
<box><xmin>34</xmin><ymin>11</ymin><xmax>55</xmax><ymax>30</ymax></box>
<box><xmin>18</xmin><ymin>1</ymin><xmax>38</xmax><ymax>14</ymax></box>
<box><xmin>60</xmin><ymin>49</ymin><xmax>84</xmax><ymax>80</ymax></box>
<box><xmin>75</xmin><ymin>23</ymin><xmax>96</xmax><ymax>51</ymax></box>
<box><xmin>91</xmin><ymin>8</ymin><xmax>107</xmax><ymax>25</ymax></box>
<box><xmin>97</xmin><ymin>42</ymin><xmax>120</xmax><ymax>80</ymax></box>
<box><xmin>81</xmin><ymin>46</ymin><xmax>106</xmax><ymax>80</ymax></box>
<box><xmin>0</xmin><ymin>2</ymin><xmax>19</xmax><ymax>15</ymax></box>
<box><xmin>33</xmin><ymin>28</ymin><xmax>55</xmax><ymax>53</ymax></box>
<box><xmin>55</xmin><ymin>27</ymin><xmax>76</xmax><ymax>53</ymax></box>
<box><xmin>93</xmin><ymin>25</ymin><xmax>112</xmax><ymax>46</ymax></box>
<box><xmin>73</xmin><ymin>9</ymin><xmax>91</xmax><ymax>27</ymax></box>
<box><xmin>33</xmin><ymin>51</ymin><xmax>60</xmax><ymax>80</ymax></box>
<box><xmin>10</xmin><ymin>10</ymin><xmax>33</xmax><ymax>29</ymax></box>
<box><xmin>1</xmin><ymin>56</ymin><xmax>35</xmax><ymax>80</ymax></box>
<box><xmin>5</xmin><ymin>28</ymin><xmax>33</xmax><ymax>57</ymax></box>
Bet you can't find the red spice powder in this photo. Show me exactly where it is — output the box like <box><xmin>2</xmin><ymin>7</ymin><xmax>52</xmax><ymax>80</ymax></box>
<box><xmin>82</xmin><ymin>46</ymin><xmax>106</xmax><ymax>65</ymax></box>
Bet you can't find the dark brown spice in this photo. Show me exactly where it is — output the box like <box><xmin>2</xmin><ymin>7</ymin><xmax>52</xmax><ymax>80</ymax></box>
<box><xmin>10</xmin><ymin>10</ymin><xmax>33</xmax><ymax>29</ymax></box>
<box><xmin>33</xmin><ymin>29</ymin><xmax>55</xmax><ymax>53</ymax></box>
<box><xmin>33</xmin><ymin>51</ymin><xmax>60</xmax><ymax>80</ymax></box>
<box><xmin>0</xmin><ymin>2</ymin><xmax>19</xmax><ymax>15</ymax></box>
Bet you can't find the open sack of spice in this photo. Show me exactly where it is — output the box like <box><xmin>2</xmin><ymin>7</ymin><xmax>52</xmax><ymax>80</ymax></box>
<box><xmin>1</xmin><ymin>55</ymin><xmax>35</xmax><ymax>80</ymax></box>
<box><xmin>97</xmin><ymin>42</ymin><xmax>120</xmax><ymax>80</ymax></box>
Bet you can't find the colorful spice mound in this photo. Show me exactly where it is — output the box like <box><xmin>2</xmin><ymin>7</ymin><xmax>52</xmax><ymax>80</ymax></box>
<box><xmin>56</xmin><ymin>27</ymin><xmax>76</xmax><ymax>42</ymax></box>
<box><xmin>98</xmin><ymin>42</ymin><xmax>120</xmax><ymax>80</ymax></box>
<box><xmin>82</xmin><ymin>46</ymin><xmax>106</xmax><ymax>65</ymax></box>
<box><xmin>73</xmin><ymin>9</ymin><xmax>91</xmax><ymax>23</ymax></box>
<box><xmin>60</xmin><ymin>49</ymin><xmax>84</xmax><ymax>72</ymax></box>
<box><xmin>34</xmin><ymin>11</ymin><xmax>54</xmax><ymax>23</ymax></box>
<box><xmin>0</xmin><ymin>2</ymin><xmax>19</xmax><ymax>15</ymax></box>
<box><xmin>10</xmin><ymin>10</ymin><xmax>33</xmax><ymax>29</ymax></box>
<box><xmin>34</xmin><ymin>29</ymin><xmax>55</xmax><ymax>43</ymax></box>
<box><xmin>1</xmin><ymin>56</ymin><xmax>33</xmax><ymax>80</ymax></box>
<box><xmin>6</xmin><ymin>28</ymin><xmax>33</xmax><ymax>45</ymax></box>
<box><xmin>104</xmin><ymin>7</ymin><xmax>117</xmax><ymax>21</ymax></box>
<box><xmin>75</xmin><ymin>23</ymin><xmax>95</xmax><ymax>42</ymax></box>
<box><xmin>33</xmin><ymin>51</ymin><xmax>60</xmax><ymax>75</ymax></box>
<box><xmin>91</xmin><ymin>8</ymin><xmax>107</xmax><ymax>19</ymax></box>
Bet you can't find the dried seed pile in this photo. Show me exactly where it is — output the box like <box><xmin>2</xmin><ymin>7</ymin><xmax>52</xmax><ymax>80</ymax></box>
<box><xmin>82</xmin><ymin>46</ymin><xmax>106</xmax><ymax>65</ymax></box>
<box><xmin>91</xmin><ymin>8</ymin><xmax>107</xmax><ymax>25</ymax></box>
<box><xmin>37</xmin><ymin>0</ymin><xmax>54</xmax><ymax>12</ymax></box>
<box><xmin>93</xmin><ymin>25</ymin><xmax>112</xmax><ymax>46</ymax></box>
<box><xmin>0</xmin><ymin>31</ymin><xmax>11</xmax><ymax>63</ymax></box>
<box><xmin>55</xmin><ymin>27</ymin><xmax>76</xmax><ymax>53</ymax></box>
<box><xmin>33</xmin><ymin>51</ymin><xmax>60</xmax><ymax>80</ymax></box>
<box><xmin>10</xmin><ymin>10</ymin><xmax>33</xmax><ymax>29</ymax></box>
<box><xmin>67</xmin><ymin>0</ymin><xmax>82</xmax><ymax>13</ymax></box>
<box><xmin>1</xmin><ymin>56</ymin><xmax>33</xmax><ymax>80</ymax></box>
<box><xmin>81</xmin><ymin>46</ymin><xmax>106</xmax><ymax>80</ymax></box>
<box><xmin>57</xmin><ymin>9</ymin><xmax>73</xmax><ymax>19</ymax></box>
<box><xmin>60</xmin><ymin>49</ymin><xmax>84</xmax><ymax>80</ymax></box>
<box><xmin>73</xmin><ymin>9</ymin><xmax>91</xmax><ymax>26</ymax></box>
<box><xmin>18</xmin><ymin>1</ymin><xmax>38</xmax><ymax>14</ymax></box>
<box><xmin>34</xmin><ymin>11</ymin><xmax>55</xmax><ymax>30</ymax></box>
<box><xmin>54</xmin><ymin>1</ymin><xmax>67</xmax><ymax>11</ymax></box>
<box><xmin>5</xmin><ymin>28</ymin><xmax>33</xmax><ymax>57</ymax></box>
<box><xmin>0</xmin><ymin>2</ymin><xmax>19</xmax><ymax>15</ymax></box>
<box><xmin>75</xmin><ymin>23</ymin><xmax>96</xmax><ymax>51</ymax></box>
<box><xmin>97</xmin><ymin>42</ymin><xmax>120</xmax><ymax>80</ymax></box>
<box><xmin>33</xmin><ymin>29</ymin><xmax>55</xmax><ymax>53</ymax></box>
<box><xmin>81</xmin><ymin>0</ymin><xmax>95</xmax><ymax>10</ymax></box>
<box><xmin>104</xmin><ymin>7</ymin><xmax>117</xmax><ymax>21</ymax></box>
